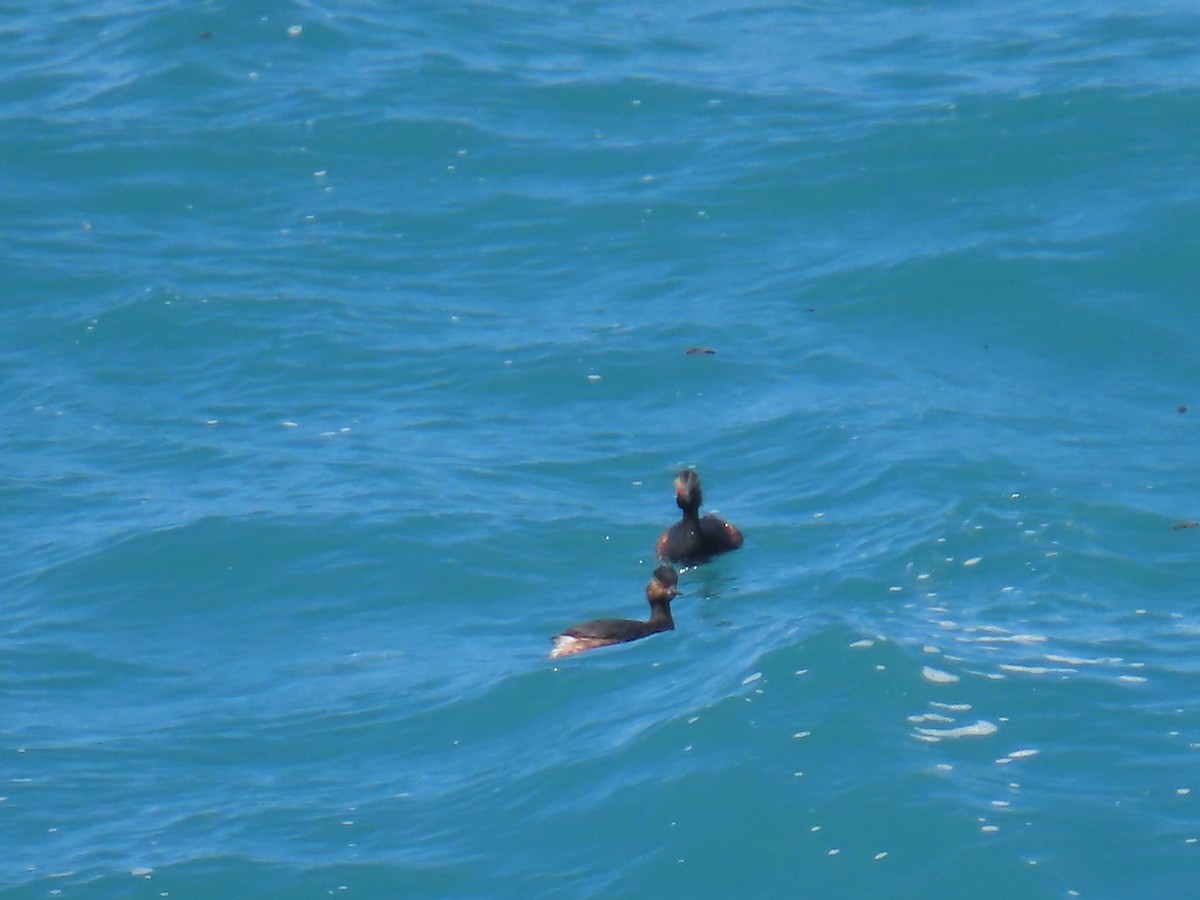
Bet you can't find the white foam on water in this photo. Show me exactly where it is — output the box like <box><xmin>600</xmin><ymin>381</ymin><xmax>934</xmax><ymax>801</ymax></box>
<box><xmin>915</xmin><ymin>720</ymin><xmax>998</xmax><ymax>740</ymax></box>
<box><xmin>922</xmin><ymin>666</ymin><xmax>959</xmax><ymax>684</ymax></box>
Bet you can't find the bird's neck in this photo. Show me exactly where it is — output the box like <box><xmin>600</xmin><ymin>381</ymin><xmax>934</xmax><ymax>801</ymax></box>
<box><xmin>648</xmin><ymin>602</ymin><xmax>675</xmax><ymax>630</ymax></box>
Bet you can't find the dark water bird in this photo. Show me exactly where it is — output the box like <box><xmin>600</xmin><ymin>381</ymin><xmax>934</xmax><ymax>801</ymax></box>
<box><xmin>656</xmin><ymin>468</ymin><xmax>743</xmax><ymax>565</ymax></box>
<box><xmin>549</xmin><ymin>566</ymin><xmax>680</xmax><ymax>660</ymax></box>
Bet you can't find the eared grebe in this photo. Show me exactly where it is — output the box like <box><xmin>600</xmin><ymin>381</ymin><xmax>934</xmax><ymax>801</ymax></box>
<box><xmin>656</xmin><ymin>468</ymin><xmax>744</xmax><ymax>565</ymax></box>
<box><xmin>549</xmin><ymin>566</ymin><xmax>679</xmax><ymax>660</ymax></box>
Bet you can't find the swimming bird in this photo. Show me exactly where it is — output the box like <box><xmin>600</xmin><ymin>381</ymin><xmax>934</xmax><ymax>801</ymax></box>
<box><xmin>656</xmin><ymin>468</ymin><xmax>743</xmax><ymax>565</ymax></box>
<box><xmin>549</xmin><ymin>566</ymin><xmax>680</xmax><ymax>660</ymax></box>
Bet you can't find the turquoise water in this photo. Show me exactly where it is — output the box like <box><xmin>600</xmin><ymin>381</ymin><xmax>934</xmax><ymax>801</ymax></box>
<box><xmin>5</xmin><ymin>2</ymin><xmax>1200</xmax><ymax>897</ymax></box>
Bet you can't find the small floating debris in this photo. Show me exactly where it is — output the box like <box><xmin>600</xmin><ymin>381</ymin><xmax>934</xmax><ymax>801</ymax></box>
<box><xmin>1172</xmin><ymin>521</ymin><xmax>1199</xmax><ymax>531</ymax></box>
<box><xmin>1179</xmin><ymin>405</ymin><xmax>1188</xmax><ymax>414</ymax></box>
<box><xmin>685</xmin><ymin>347</ymin><xmax>716</xmax><ymax>355</ymax></box>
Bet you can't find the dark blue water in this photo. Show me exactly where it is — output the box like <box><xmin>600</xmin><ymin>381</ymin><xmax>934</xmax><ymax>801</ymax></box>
<box><xmin>5</xmin><ymin>3</ymin><xmax>1200</xmax><ymax>897</ymax></box>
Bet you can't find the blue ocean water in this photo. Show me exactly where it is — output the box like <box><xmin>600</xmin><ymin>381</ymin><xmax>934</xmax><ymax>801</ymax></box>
<box><xmin>5</xmin><ymin>1</ymin><xmax>1200</xmax><ymax>896</ymax></box>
